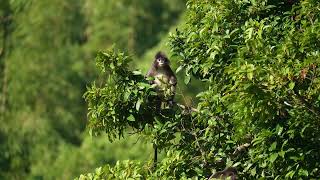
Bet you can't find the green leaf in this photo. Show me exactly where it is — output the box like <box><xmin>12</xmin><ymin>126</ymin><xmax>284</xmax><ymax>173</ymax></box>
<box><xmin>250</xmin><ymin>167</ymin><xmax>256</xmax><ymax>176</ymax></box>
<box><xmin>298</xmin><ymin>169</ymin><xmax>308</xmax><ymax>177</ymax></box>
<box><xmin>276</xmin><ymin>125</ymin><xmax>283</xmax><ymax>135</ymax></box>
<box><xmin>124</xmin><ymin>91</ymin><xmax>131</xmax><ymax>101</ymax></box>
<box><xmin>269</xmin><ymin>153</ymin><xmax>278</xmax><ymax>163</ymax></box>
<box><xmin>136</xmin><ymin>99</ymin><xmax>142</xmax><ymax>111</ymax></box>
<box><xmin>133</xmin><ymin>70</ymin><xmax>142</xmax><ymax>75</ymax></box>
<box><xmin>176</xmin><ymin>65</ymin><xmax>184</xmax><ymax>73</ymax></box>
<box><xmin>184</xmin><ymin>75</ymin><xmax>191</xmax><ymax>84</ymax></box>
<box><xmin>246</xmin><ymin>27</ymin><xmax>254</xmax><ymax>39</ymax></box>
<box><xmin>110</xmin><ymin>63</ymin><xmax>115</xmax><ymax>70</ymax></box>
<box><xmin>285</xmin><ymin>171</ymin><xmax>295</xmax><ymax>179</ymax></box>
<box><xmin>289</xmin><ymin>82</ymin><xmax>295</xmax><ymax>90</ymax></box>
<box><xmin>127</xmin><ymin>115</ymin><xmax>135</xmax><ymax>122</ymax></box>
<box><xmin>279</xmin><ymin>150</ymin><xmax>285</xmax><ymax>158</ymax></box>
<box><xmin>247</xmin><ymin>72</ymin><xmax>253</xmax><ymax>80</ymax></box>
<box><xmin>269</xmin><ymin>142</ymin><xmax>277</xmax><ymax>151</ymax></box>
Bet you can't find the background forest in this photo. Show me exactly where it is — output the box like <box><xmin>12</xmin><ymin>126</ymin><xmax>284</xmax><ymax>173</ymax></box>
<box><xmin>0</xmin><ymin>0</ymin><xmax>187</xmax><ymax>179</ymax></box>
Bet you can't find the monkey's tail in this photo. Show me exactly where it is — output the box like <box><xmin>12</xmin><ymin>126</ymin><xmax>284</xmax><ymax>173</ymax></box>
<box><xmin>153</xmin><ymin>143</ymin><xmax>158</xmax><ymax>170</ymax></box>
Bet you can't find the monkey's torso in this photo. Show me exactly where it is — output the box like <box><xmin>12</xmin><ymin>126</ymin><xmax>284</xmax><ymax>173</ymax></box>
<box><xmin>147</xmin><ymin>66</ymin><xmax>176</xmax><ymax>101</ymax></box>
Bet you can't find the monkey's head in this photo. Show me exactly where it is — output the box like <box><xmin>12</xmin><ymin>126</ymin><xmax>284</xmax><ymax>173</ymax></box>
<box><xmin>154</xmin><ymin>51</ymin><xmax>170</xmax><ymax>68</ymax></box>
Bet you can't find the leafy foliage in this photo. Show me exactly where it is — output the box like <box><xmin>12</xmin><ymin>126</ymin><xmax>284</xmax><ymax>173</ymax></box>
<box><xmin>84</xmin><ymin>50</ymin><xmax>158</xmax><ymax>139</ymax></box>
<box><xmin>169</xmin><ymin>0</ymin><xmax>320</xmax><ymax>178</ymax></box>
<box><xmin>77</xmin><ymin>161</ymin><xmax>148</xmax><ymax>180</ymax></box>
<box><xmin>80</xmin><ymin>0</ymin><xmax>320</xmax><ymax>179</ymax></box>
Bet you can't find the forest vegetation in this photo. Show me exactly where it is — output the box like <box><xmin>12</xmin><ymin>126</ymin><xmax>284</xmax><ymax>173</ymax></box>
<box><xmin>0</xmin><ymin>0</ymin><xmax>185</xmax><ymax>179</ymax></box>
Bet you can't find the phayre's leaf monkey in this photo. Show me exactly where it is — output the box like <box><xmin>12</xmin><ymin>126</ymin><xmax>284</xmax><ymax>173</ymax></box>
<box><xmin>146</xmin><ymin>51</ymin><xmax>177</xmax><ymax>107</ymax></box>
<box><xmin>146</xmin><ymin>51</ymin><xmax>177</xmax><ymax>169</ymax></box>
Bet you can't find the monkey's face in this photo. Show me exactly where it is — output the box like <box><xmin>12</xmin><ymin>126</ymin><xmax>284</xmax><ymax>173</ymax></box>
<box><xmin>155</xmin><ymin>57</ymin><xmax>169</xmax><ymax>68</ymax></box>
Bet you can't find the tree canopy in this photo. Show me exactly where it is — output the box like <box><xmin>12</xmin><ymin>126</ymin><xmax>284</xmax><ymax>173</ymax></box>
<box><xmin>79</xmin><ymin>0</ymin><xmax>320</xmax><ymax>179</ymax></box>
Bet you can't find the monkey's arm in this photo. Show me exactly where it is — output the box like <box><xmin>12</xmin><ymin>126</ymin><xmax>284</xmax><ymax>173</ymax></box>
<box><xmin>169</xmin><ymin>75</ymin><xmax>177</xmax><ymax>93</ymax></box>
<box><xmin>146</xmin><ymin>68</ymin><xmax>154</xmax><ymax>77</ymax></box>
<box><xmin>169</xmin><ymin>75</ymin><xmax>177</xmax><ymax>86</ymax></box>
<box><xmin>166</xmin><ymin>75</ymin><xmax>177</xmax><ymax>104</ymax></box>
<box><xmin>146</xmin><ymin>67</ymin><xmax>156</xmax><ymax>84</ymax></box>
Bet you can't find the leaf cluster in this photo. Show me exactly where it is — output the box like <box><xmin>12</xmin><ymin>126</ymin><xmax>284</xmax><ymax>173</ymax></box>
<box><xmin>84</xmin><ymin>49</ymin><xmax>159</xmax><ymax>140</ymax></box>
<box><xmin>168</xmin><ymin>0</ymin><xmax>320</xmax><ymax>178</ymax></box>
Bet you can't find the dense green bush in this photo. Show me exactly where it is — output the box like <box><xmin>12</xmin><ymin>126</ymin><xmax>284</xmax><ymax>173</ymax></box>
<box><xmin>80</xmin><ymin>0</ymin><xmax>320</xmax><ymax>179</ymax></box>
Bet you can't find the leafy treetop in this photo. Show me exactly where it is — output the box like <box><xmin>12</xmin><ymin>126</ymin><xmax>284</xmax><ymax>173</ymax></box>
<box><xmin>80</xmin><ymin>0</ymin><xmax>320</xmax><ymax>179</ymax></box>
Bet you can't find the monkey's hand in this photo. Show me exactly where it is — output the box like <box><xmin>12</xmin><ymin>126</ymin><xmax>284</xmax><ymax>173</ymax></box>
<box><xmin>169</xmin><ymin>76</ymin><xmax>177</xmax><ymax>101</ymax></box>
<box><xmin>169</xmin><ymin>76</ymin><xmax>177</xmax><ymax>86</ymax></box>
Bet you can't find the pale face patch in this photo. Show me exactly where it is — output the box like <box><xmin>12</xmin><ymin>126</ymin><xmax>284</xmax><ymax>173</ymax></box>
<box><xmin>156</xmin><ymin>57</ymin><xmax>169</xmax><ymax>68</ymax></box>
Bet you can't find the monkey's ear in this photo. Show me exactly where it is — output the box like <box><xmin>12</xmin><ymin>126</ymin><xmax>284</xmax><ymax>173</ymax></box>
<box><xmin>155</xmin><ymin>51</ymin><xmax>166</xmax><ymax>59</ymax></box>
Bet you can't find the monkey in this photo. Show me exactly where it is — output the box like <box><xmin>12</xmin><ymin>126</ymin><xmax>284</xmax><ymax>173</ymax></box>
<box><xmin>146</xmin><ymin>51</ymin><xmax>177</xmax><ymax>169</ymax></box>
<box><xmin>146</xmin><ymin>51</ymin><xmax>177</xmax><ymax>107</ymax></box>
<box><xmin>209</xmin><ymin>167</ymin><xmax>237</xmax><ymax>180</ymax></box>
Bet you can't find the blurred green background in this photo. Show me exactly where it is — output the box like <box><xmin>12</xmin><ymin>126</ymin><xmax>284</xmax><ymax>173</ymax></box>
<box><xmin>0</xmin><ymin>0</ymin><xmax>203</xmax><ymax>179</ymax></box>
